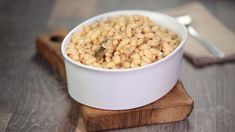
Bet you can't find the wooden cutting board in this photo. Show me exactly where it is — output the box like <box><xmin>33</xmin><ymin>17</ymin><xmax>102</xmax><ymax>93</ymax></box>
<box><xmin>36</xmin><ymin>28</ymin><xmax>194</xmax><ymax>132</ymax></box>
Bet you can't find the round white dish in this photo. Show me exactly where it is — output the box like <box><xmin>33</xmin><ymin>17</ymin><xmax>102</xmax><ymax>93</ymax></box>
<box><xmin>61</xmin><ymin>10</ymin><xmax>188</xmax><ymax>110</ymax></box>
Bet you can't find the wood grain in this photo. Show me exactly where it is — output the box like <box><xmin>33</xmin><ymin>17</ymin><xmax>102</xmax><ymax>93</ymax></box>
<box><xmin>1</xmin><ymin>0</ymin><xmax>235</xmax><ymax>132</ymax></box>
<box><xmin>36</xmin><ymin>28</ymin><xmax>193</xmax><ymax>132</ymax></box>
<box><xmin>0</xmin><ymin>113</ymin><xmax>12</xmax><ymax>132</ymax></box>
<box><xmin>82</xmin><ymin>82</ymin><xmax>193</xmax><ymax>132</ymax></box>
<box><xmin>36</xmin><ymin>27</ymin><xmax>68</xmax><ymax>80</ymax></box>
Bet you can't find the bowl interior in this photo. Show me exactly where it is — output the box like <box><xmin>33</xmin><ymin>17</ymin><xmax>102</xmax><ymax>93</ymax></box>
<box><xmin>61</xmin><ymin>10</ymin><xmax>188</xmax><ymax>72</ymax></box>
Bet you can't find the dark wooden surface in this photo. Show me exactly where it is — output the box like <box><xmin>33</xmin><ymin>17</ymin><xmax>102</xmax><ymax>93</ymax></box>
<box><xmin>0</xmin><ymin>0</ymin><xmax>235</xmax><ymax>132</ymax></box>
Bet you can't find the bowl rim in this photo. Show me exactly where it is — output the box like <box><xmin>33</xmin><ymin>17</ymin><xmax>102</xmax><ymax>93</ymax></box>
<box><xmin>61</xmin><ymin>10</ymin><xmax>188</xmax><ymax>73</ymax></box>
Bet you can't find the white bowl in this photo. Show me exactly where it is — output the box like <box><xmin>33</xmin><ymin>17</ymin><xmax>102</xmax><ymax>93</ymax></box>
<box><xmin>61</xmin><ymin>10</ymin><xmax>188</xmax><ymax>110</ymax></box>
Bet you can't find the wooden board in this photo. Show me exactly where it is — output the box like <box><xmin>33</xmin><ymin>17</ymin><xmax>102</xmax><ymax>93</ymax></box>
<box><xmin>36</xmin><ymin>28</ymin><xmax>194</xmax><ymax>132</ymax></box>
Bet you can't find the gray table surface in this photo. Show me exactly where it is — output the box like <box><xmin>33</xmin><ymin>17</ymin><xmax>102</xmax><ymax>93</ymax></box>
<box><xmin>0</xmin><ymin>0</ymin><xmax>235</xmax><ymax>132</ymax></box>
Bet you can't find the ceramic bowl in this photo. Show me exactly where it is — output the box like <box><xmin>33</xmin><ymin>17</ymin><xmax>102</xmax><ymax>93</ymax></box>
<box><xmin>61</xmin><ymin>10</ymin><xmax>188</xmax><ymax>110</ymax></box>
